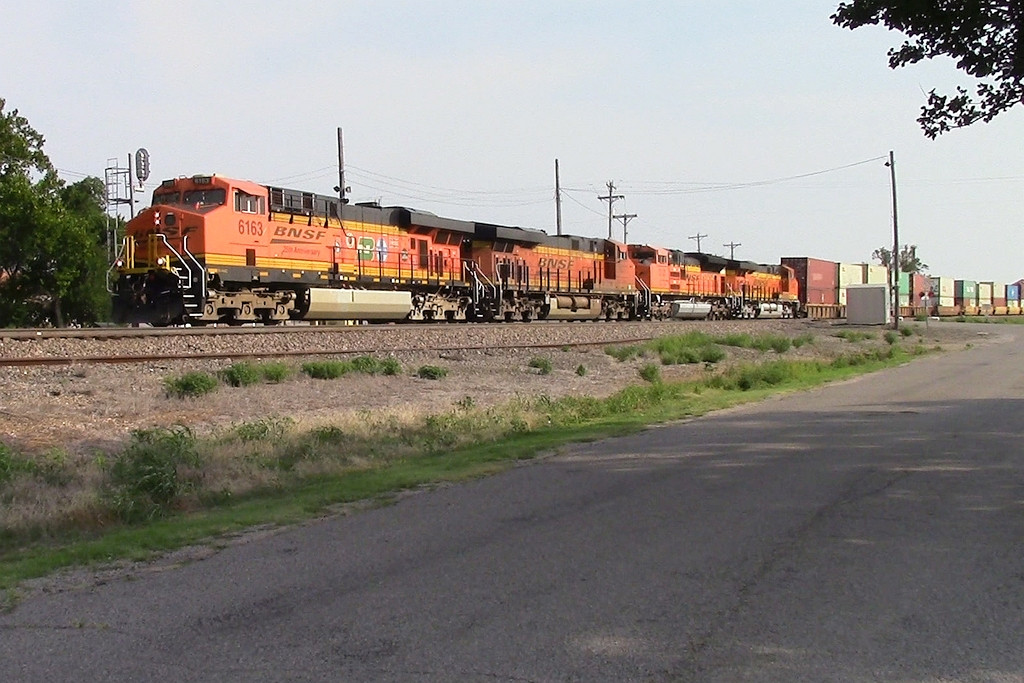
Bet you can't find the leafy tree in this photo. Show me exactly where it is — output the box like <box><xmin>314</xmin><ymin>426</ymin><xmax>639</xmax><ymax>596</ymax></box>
<box><xmin>0</xmin><ymin>98</ymin><xmax>111</xmax><ymax>327</ymax></box>
<box><xmin>832</xmin><ymin>2</ymin><xmax>1024</xmax><ymax>137</ymax></box>
<box><xmin>872</xmin><ymin>244</ymin><xmax>929</xmax><ymax>273</ymax></box>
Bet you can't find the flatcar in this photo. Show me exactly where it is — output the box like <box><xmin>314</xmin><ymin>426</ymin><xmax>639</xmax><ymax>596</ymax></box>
<box><xmin>109</xmin><ymin>174</ymin><xmax>805</xmax><ymax>325</ymax></box>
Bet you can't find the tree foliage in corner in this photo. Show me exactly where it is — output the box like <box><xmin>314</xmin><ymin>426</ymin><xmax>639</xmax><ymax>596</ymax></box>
<box><xmin>832</xmin><ymin>2</ymin><xmax>1024</xmax><ymax>137</ymax></box>
<box><xmin>873</xmin><ymin>244</ymin><xmax>929</xmax><ymax>273</ymax></box>
<box><xmin>0</xmin><ymin>98</ymin><xmax>110</xmax><ymax>327</ymax></box>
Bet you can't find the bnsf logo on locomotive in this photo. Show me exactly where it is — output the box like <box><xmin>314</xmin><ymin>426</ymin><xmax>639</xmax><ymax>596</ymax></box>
<box><xmin>538</xmin><ymin>257</ymin><xmax>573</xmax><ymax>269</ymax></box>
<box><xmin>273</xmin><ymin>226</ymin><xmax>327</xmax><ymax>242</ymax></box>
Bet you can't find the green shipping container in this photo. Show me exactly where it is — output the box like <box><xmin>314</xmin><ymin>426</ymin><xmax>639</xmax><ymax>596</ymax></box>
<box><xmin>955</xmin><ymin>280</ymin><xmax>977</xmax><ymax>304</ymax></box>
<box><xmin>898</xmin><ymin>272</ymin><xmax>911</xmax><ymax>295</ymax></box>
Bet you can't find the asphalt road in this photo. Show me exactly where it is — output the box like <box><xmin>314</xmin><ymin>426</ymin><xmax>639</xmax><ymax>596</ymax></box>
<box><xmin>3</xmin><ymin>322</ymin><xmax>1024</xmax><ymax>682</ymax></box>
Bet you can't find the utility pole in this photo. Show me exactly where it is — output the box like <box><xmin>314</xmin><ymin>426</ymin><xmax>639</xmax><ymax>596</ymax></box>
<box><xmin>334</xmin><ymin>127</ymin><xmax>349</xmax><ymax>208</ymax></box>
<box><xmin>554</xmin><ymin>159</ymin><xmax>563</xmax><ymax>236</ymax></box>
<box><xmin>598</xmin><ymin>181</ymin><xmax>624</xmax><ymax>239</ymax></box>
<box><xmin>886</xmin><ymin>150</ymin><xmax>900</xmax><ymax>330</ymax></box>
<box><xmin>613</xmin><ymin>212</ymin><xmax>637</xmax><ymax>243</ymax></box>
<box><xmin>724</xmin><ymin>241</ymin><xmax>741</xmax><ymax>259</ymax></box>
<box><xmin>689</xmin><ymin>232</ymin><xmax>708</xmax><ymax>253</ymax></box>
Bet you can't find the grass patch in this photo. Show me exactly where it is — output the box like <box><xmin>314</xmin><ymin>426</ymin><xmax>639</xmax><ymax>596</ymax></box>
<box><xmin>0</xmin><ymin>343</ymin><xmax>934</xmax><ymax>589</ymax></box>
<box><xmin>218</xmin><ymin>362</ymin><xmax>263</xmax><ymax>388</ymax></box>
<box><xmin>834</xmin><ymin>330</ymin><xmax>874</xmax><ymax>342</ymax></box>
<box><xmin>639</xmin><ymin>363</ymin><xmax>662</xmax><ymax>383</ymax></box>
<box><xmin>528</xmin><ymin>357</ymin><xmax>553</xmax><ymax>375</ymax></box>
<box><xmin>164</xmin><ymin>372</ymin><xmax>218</xmax><ymax>398</ymax></box>
<box><xmin>792</xmin><ymin>333</ymin><xmax>815</xmax><ymax>348</ymax></box>
<box><xmin>417</xmin><ymin>365</ymin><xmax>448</xmax><ymax>380</ymax></box>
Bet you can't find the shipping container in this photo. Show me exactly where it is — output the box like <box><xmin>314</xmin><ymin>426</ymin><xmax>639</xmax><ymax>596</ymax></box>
<box><xmin>954</xmin><ymin>280</ymin><xmax>977</xmax><ymax>307</ymax></box>
<box><xmin>781</xmin><ymin>257</ymin><xmax>838</xmax><ymax>306</ymax></box>
<box><xmin>897</xmin><ymin>272</ymin><xmax>911</xmax><ymax>295</ymax></box>
<box><xmin>930</xmin><ymin>276</ymin><xmax>955</xmax><ymax>299</ymax></box>
<box><xmin>912</xmin><ymin>273</ymin><xmax>930</xmax><ymax>304</ymax></box>
<box><xmin>865</xmin><ymin>265</ymin><xmax>888</xmax><ymax>285</ymax></box>
<box><xmin>837</xmin><ymin>262</ymin><xmax>865</xmax><ymax>306</ymax></box>
<box><xmin>1007</xmin><ymin>283</ymin><xmax>1021</xmax><ymax>303</ymax></box>
<box><xmin>978</xmin><ymin>282</ymin><xmax>994</xmax><ymax>306</ymax></box>
<box><xmin>992</xmin><ymin>282</ymin><xmax>1007</xmax><ymax>307</ymax></box>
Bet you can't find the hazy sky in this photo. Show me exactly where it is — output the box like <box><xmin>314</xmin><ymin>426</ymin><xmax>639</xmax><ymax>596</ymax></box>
<box><xmin>3</xmin><ymin>1</ymin><xmax>1022</xmax><ymax>283</ymax></box>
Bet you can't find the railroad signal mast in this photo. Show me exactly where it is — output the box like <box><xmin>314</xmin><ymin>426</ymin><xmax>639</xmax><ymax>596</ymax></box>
<box><xmin>104</xmin><ymin>148</ymin><xmax>150</xmax><ymax>262</ymax></box>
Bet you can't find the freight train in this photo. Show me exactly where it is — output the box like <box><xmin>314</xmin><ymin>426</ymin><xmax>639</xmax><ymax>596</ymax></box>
<box><xmin>108</xmin><ymin>174</ymin><xmax>804</xmax><ymax>326</ymax></box>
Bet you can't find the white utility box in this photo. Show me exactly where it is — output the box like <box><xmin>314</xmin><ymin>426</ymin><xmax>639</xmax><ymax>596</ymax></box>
<box><xmin>846</xmin><ymin>283</ymin><xmax>891</xmax><ymax>325</ymax></box>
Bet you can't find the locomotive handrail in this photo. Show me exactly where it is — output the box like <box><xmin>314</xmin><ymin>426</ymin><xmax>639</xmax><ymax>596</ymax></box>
<box><xmin>634</xmin><ymin>276</ymin><xmax>652</xmax><ymax>318</ymax></box>
<box><xmin>462</xmin><ymin>259</ymin><xmax>498</xmax><ymax>300</ymax></box>
<box><xmin>180</xmin><ymin>234</ymin><xmax>207</xmax><ymax>301</ymax></box>
<box><xmin>104</xmin><ymin>240</ymin><xmax>129</xmax><ymax>294</ymax></box>
<box><xmin>148</xmin><ymin>233</ymin><xmax>198</xmax><ymax>304</ymax></box>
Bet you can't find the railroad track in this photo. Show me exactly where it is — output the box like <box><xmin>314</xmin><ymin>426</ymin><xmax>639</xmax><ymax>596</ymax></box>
<box><xmin>0</xmin><ymin>319</ymin><xmax>821</xmax><ymax>368</ymax></box>
<box><xmin>0</xmin><ymin>335</ymin><xmax>665</xmax><ymax>368</ymax></box>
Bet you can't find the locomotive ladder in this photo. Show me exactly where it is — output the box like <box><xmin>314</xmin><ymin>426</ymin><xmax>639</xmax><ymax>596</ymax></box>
<box><xmin>463</xmin><ymin>260</ymin><xmax>498</xmax><ymax>315</ymax></box>
<box><xmin>147</xmin><ymin>233</ymin><xmax>206</xmax><ymax>318</ymax></box>
<box><xmin>634</xmin><ymin>276</ymin><xmax>652</xmax><ymax>319</ymax></box>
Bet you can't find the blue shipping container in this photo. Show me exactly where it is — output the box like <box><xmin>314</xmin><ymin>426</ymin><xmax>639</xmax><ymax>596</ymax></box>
<box><xmin>1007</xmin><ymin>284</ymin><xmax>1021</xmax><ymax>303</ymax></box>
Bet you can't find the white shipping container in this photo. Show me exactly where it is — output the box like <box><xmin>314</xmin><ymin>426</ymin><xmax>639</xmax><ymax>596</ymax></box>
<box><xmin>930</xmin><ymin>276</ymin><xmax>955</xmax><ymax>299</ymax></box>
<box><xmin>978</xmin><ymin>282</ymin><xmax>993</xmax><ymax>305</ymax></box>
<box><xmin>865</xmin><ymin>265</ymin><xmax>888</xmax><ymax>284</ymax></box>
<box><xmin>839</xmin><ymin>263</ymin><xmax>865</xmax><ymax>287</ymax></box>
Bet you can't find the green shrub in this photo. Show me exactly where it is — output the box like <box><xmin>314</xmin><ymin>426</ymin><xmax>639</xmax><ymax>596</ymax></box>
<box><xmin>0</xmin><ymin>443</ymin><xmax>14</xmax><ymax>486</ymax></box>
<box><xmin>33</xmin><ymin>448</ymin><xmax>72</xmax><ymax>487</ymax></box>
<box><xmin>301</xmin><ymin>360</ymin><xmax>351</xmax><ymax>379</ymax></box>
<box><xmin>639</xmin><ymin>363</ymin><xmax>662</xmax><ymax>384</ymax></box>
<box><xmin>834</xmin><ymin>330</ymin><xmax>872</xmax><ymax>342</ymax></box>
<box><xmin>792</xmin><ymin>333</ymin><xmax>815</xmax><ymax>348</ymax></box>
<box><xmin>380</xmin><ymin>357</ymin><xmax>402</xmax><ymax>376</ymax></box>
<box><xmin>106</xmin><ymin>427</ymin><xmax>201</xmax><ymax>522</ymax></box>
<box><xmin>259</xmin><ymin>362</ymin><xmax>291</xmax><ymax>383</ymax></box>
<box><xmin>716</xmin><ymin>332</ymin><xmax>753</xmax><ymax>348</ymax></box>
<box><xmin>417</xmin><ymin>365</ymin><xmax>448</xmax><ymax>380</ymax></box>
<box><xmin>575</xmin><ymin>364</ymin><xmax>587</xmax><ymax>377</ymax></box>
<box><xmin>528</xmin><ymin>357</ymin><xmax>553</xmax><ymax>375</ymax></box>
<box><xmin>235</xmin><ymin>417</ymin><xmax>294</xmax><ymax>442</ymax></box>
<box><xmin>164</xmin><ymin>372</ymin><xmax>218</xmax><ymax>398</ymax></box>
<box><xmin>884</xmin><ymin>331</ymin><xmax>899</xmax><ymax>345</ymax></box>
<box><xmin>605</xmin><ymin>344</ymin><xmax>644</xmax><ymax>362</ymax></box>
<box><xmin>699</xmin><ymin>346</ymin><xmax>726</xmax><ymax>364</ymax></box>
<box><xmin>350</xmin><ymin>355</ymin><xmax>386</xmax><ymax>375</ymax></box>
<box><xmin>219</xmin><ymin>362</ymin><xmax>263</xmax><ymax>387</ymax></box>
<box><xmin>900</xmin><ymin>326</ymin><xmax>914</xmax><ymax>337</ymax></box>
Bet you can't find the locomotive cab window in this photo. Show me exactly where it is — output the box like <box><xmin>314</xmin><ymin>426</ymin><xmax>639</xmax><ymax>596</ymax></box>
<box><xmin>183</xmin><ymin>188</ymin><xmax>226</xmax><ymax>208</ymax></box>
<box><xmin>152</xmin><ymin>191</ymin><xmax>180</xmax><ymax>206</ymax></box>
<box><xmin>234</xmin><ymin>190</ymin><xmax>265</xmax><ymax>214</ymax></box>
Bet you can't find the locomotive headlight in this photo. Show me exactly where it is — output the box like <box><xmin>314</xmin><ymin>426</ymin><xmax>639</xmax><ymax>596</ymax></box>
<box><xmin>115</xmin><ymin>259</ymin><xmax>124</xmax><ymax>268</ymax></box>
<box><xmin>157</xmin><ymin>257</ymin><xmax>167</xmax><ymax>266</ymax></box>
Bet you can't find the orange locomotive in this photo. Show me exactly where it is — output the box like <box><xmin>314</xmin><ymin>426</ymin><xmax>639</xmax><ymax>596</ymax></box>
<box><xmin>629</xmin><ymin>246</ymin><xmax>801</xmax><ymax>319</ymax></box>
<box><xmin>110</xmin><ymin>174</ymin><xmax>803</xmax><ymax>325</ymax></box>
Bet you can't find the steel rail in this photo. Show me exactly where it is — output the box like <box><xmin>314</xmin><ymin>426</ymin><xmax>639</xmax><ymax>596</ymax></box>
<box><xmin>0</xmin><ymin>336</ymin><xmax>659</xmax><ymax>368</ymax></box>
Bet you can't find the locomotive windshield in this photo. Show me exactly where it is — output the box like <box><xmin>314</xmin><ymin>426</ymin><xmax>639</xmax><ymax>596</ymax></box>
<box><xmin>182</xmin><ymin>188</ymin><xmax>226</xmax><ymax>208</ymax></box>
<box><xmin>152</xmin><ymin>191</ymin><xmax>181</xmax><ymax>206</ymax></box>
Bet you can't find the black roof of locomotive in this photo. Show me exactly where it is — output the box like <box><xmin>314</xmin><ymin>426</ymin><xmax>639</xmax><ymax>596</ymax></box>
<box><xmin>473</xmin><ymin>222</ymin><xmax>547</xmax><ymax>244</ymax></box>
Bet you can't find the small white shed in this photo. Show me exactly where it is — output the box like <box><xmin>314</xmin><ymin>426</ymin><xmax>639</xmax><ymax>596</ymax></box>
<box><xmin>846</xmin><ymin>283</ymin><xmax>890</xmax><ymax>325</ymax></box>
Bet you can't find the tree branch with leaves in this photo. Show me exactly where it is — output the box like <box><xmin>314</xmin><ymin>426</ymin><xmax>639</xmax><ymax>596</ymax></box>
<box><xmin>833</xmin><ymin>1</ymin><xmax>1024</xmax><ymax>137</ymax></box>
